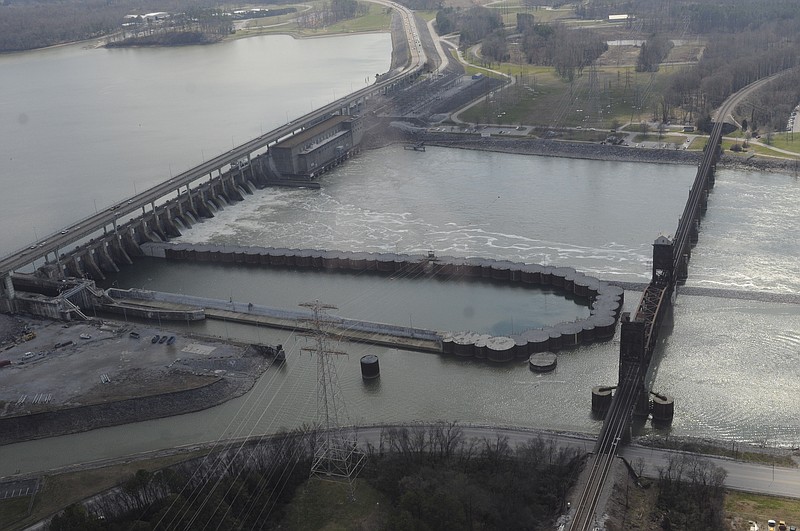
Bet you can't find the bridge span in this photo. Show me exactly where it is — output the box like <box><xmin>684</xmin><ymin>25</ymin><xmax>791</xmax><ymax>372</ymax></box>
<box><xmin>0</xmin><ymin>0</ymin><xmax>427</xmax><ymax>304</ymax></box>
<box><xmin>567</xmin><ymin>91</ymin><xmax>745</xmax><ymax>531</ymax></box>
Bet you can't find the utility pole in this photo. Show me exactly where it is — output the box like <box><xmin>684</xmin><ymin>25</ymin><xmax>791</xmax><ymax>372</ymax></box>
<box><xmin>300</xmin><ymin>300</ymin><xmax>365</xmax><ymax>499</ymax></box>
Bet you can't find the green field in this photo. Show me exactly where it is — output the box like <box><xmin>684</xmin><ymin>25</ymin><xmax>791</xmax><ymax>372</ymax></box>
<box><xmin>0</xmin><ymin>451</ymin><xmax>205</xmax><ymax>531</ymax></box>
<box><xmin>282</xmin><ymin>478</ymin><xmax>389</xmax><ymax>529</ymax></box>
<box><xmin>725</xmin><ymin>491</ymin><xmax>800</xmax><ymax>531</ymax></box>
<box><xmin>459</xmin><ymin>64</ymin><xmax>680</xmax><ymax>129</ymax></box>
<box><xmin>235</xmin><ymin>1</ymin><xmax>392</xmax><ymax>39</ymax></box>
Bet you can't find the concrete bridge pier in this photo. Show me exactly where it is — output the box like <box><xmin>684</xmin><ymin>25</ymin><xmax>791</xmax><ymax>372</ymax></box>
<box><xmin>123</xmin><ymin>231</ymin><xmax>144</xmax><ymax>257</ymax></box>
<box><xmin>82</xmin><ymin>250</ymin><xmax>106</xmax><ymax>280</ymax></box>
<box><xmin>700</xmin><ymin>189</ymin><xmax>709</xmax><ymax>213</ymax></box>
<box><xmin>109</xmin><ymin>235</ymin><xmax>133</xmax><ymax>266</ymax></box>
<box><xmin>2</xmin><ymin>274</ymin><xmax>15</xmax><ymax>300</ymax></box>
<box><xmin>157</xmin><ymin>209</ymin><xmax>182</xmax><ymax>238</ymax></box>
<box><xmin>65</xmin><ymin>256</ymin><xmax>85</xmax><ymax>279</ymax></box>
<box><xmin>690</xmin><ymin>219</ymin><xmax>700</xmax><ymax>244</ymax></box>
<box><xmin>142</xmin><ymin>217</ymin><xmax>166</xmax><ymax>242</ymax></box>
<box><xmin>95</xmin><ymin>243</ymin><xmax>120</xmax><ymax>273</ymax></box>
<box><xmin>222</xmin><ymin>174</ymin><xmax>244</xmax><ymax>202</ymax></box>
<box><xmin>196</xmin><ymin>191</ymin><xmax>215</xmax><ymax>218</ymax></box>
<box><xmin>677</xmin><ymin>253</ymin><xmax>689</xmax><ymax>282</ymax></box>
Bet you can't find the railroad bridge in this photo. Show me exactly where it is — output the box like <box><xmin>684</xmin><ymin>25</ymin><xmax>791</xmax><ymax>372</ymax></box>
<box><xmin>568</xmin><ymin>118</ymin><xmax>724</xmax><ymax>531</ymax></box>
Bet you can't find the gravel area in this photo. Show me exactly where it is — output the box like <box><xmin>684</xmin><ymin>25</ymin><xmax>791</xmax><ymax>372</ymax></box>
<box><xmin>0</xmin><ymin>314</ymin><xmax>28</xmax><ymax>346</ymax></box>
<box><xmin>0</xmin><ymin>316</ymin><xmax>270</xmax><ymax>445</ymax></box>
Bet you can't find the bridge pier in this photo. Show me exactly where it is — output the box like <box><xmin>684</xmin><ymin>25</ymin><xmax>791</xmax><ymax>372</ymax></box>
<box><xmin>158</xmin><ymin>209</ymin><xmax>182</xmax><ymax>238</ymax></box>
<box><xmin>222</xmin><ymin>174</ymin><xmax>244</xmax><ymax>202</ymax></box>
<box><xmin>633</xmin><ymin>389</ymin><xmax>651</xmax><ymax>418</ymax></box>
<box><xmin>677</xmin><ymin>253</ymin><xmax>689</xmax><ymax>282</ymax></box>
<box><xmin>109</xmin><ymin>235</ymin><xmax>133</xmax><ymax>265</ymax></box>
<box><xmin>83</xmin><ymin>251</ymin><xmax>105</xmax><ymax>280</ymax></box>
<box><xmin>142</xmin><ymin>217</ymin><xmax>165</xmax><ymax>242</ymax></box>
<box><xmin>690</xmin><ymin>219</ymin><xmax>700</xmax><ymax>244</ymax></box>
<box><xmin>65</xmin><ymin>256</ymin><xmax>84</xmax><ymax>278</ymax></box>
<box><xmin>123</xmin><ymin>231</ymin><xmax>144</xmax><ymax>257</ymax></box>
<box><xmin>2</xmin><ymin>274</ymin><xmax>15</xmax><ymax>300</ymax></box>
<box><xmin>96</xmin><ymin>244</ymin><xmax>120</xmax><ymax>273</ymax></box>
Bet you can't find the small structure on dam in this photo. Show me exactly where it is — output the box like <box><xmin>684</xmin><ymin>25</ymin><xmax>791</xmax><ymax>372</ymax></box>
<box><xmin>360</xmin><ymin>354</ymin><xmax>380</xmax><ymax>379</ymax></box>
<box><xmin>529</xmin><ymin>352</ymin><xmax>557</xmax><ymax>372</ymax></box>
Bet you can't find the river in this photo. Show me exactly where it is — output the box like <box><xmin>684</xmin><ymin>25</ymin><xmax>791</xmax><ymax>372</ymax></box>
<box><xmin>1</xmin><ymin>33</ymin><xmax>799</xmax><ymax>477</ymax></box>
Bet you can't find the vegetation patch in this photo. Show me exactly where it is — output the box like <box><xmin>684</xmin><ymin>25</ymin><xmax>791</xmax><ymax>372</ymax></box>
<box><xmin>283</xmin><ymin>479</ymin><xmax>389</xmax><ymax>529</ymax></box>
<box><xmin>724</xmin><ymin>491</ymin><xmax>800</xmax><ymax>531</ymax></box>
<box><xmin>44</xmin><ymin>424</ymin><xmax>583</xmax><ymax>529</ymax></box>
<box><xmin>3</xmin><ymin>451</ymin><xmax>204</xmax><ymax>531</ymax></box>
<box><xmin>0</xmin><ymin>496</ymin><xmax>31</xmax><ymax>530</ymax></box>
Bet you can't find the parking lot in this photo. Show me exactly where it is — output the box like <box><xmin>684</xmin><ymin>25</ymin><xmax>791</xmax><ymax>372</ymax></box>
<box><xmin>0</xmin><ymin>317</ymin><xmax>248</xmax><ymax>415</ymax></box>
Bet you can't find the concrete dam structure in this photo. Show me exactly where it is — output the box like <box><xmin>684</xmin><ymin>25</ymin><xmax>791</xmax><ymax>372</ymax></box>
<box><xmin>141</xmin><ymin>243</ymin><xmax>624</xmax><ymax>362</ymax></box>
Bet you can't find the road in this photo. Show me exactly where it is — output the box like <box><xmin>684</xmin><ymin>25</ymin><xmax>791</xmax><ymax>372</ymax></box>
<box><xmin>620</xmin><ymin>445</ymin><xmax>800</xmax><ymax>499</ymax></box>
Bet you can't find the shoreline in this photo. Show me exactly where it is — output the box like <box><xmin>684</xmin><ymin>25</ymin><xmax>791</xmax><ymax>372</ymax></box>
<box><xmin>0</xmin><ymin>376</ymin><xmax>253</xmax><ymax>447</ymax></box>
<box><xmin>0</xmin><ymin>316</ymin><xmax>271</xmax><ymax>448</ymax></box>
<box><xmin>404</xmin><ymin>133</ymin><xmax>800</xmax><ymax>175</ymax></box>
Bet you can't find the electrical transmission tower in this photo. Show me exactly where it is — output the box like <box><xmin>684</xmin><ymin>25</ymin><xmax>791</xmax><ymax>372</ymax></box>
<box><xmin>300</xmin><ymin>300</ymin><xmax>365</xmax><ymax>498</ymax></box>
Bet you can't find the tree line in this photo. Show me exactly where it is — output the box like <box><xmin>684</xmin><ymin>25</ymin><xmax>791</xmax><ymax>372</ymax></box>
<box><xmin>655</xmin><ymin>454</ymin><xmax>727</xmax><ymax>530</ymax></box>
<box><xmin>665</xmin><ymin>18</ymin><xmax>799</xmax><ymax>125</ymax></box>
<box><xmin>46</xmin><ymin>423</ymin><xmax>584</xmax><ymax>530</ymax></box>
<box><xmin>515</xmin><ymin>14</ymin><xmax>607</xmax><ymax>82</ymax></box>
<box><xmin>736</xmin><ymin>68</ymin><xmax>800</xmax><ymax>136</ymax></box>
<box><xmin>0</xmin><ymin>0</ymin><xmax>306</xmax><ymax>52</ymax></box>
<box><xmin>296</xmin><ymin>0</ymin><xmax>368</xmax><ymax>30</ymax></box>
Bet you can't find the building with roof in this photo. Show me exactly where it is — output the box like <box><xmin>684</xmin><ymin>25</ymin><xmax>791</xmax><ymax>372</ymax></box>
<box><xmin>270</xmin><ymin>115</ymin><xmax>364</xmax><ymax>178</ymax></box>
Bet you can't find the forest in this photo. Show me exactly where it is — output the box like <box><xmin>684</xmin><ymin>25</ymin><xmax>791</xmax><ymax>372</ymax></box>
<box><xmin>46</xmin><ymin>424</ymin><xmax>583</xmax><ymax>530</ymax></box>
<box><xmin>0</xmin><ymin>0</ymin><xmax>294</xmax><ymax>51</ymax></box>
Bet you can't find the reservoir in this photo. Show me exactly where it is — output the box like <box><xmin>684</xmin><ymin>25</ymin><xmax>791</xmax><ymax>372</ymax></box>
<box><xmin>1</xmin><ymin>32</ymin><xmax>799</xmax><ymax>476</ymax></box>
<box><xmin>0</xmin><ymin>32</ymin><xmax>392</xmax><ymax>254</ymax></box>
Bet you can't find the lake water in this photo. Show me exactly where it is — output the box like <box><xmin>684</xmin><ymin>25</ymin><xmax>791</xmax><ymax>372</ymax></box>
<box><xmin>0</xmin><ymin>33</ymin><xmax>392</xmax><ymax>254</ymax></box>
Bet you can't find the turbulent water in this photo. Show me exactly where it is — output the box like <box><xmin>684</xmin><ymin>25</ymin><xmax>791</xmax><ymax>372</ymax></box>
<box><xmin>103</xmin><ymin>147</ymin><xmax>800</xmax><ymax>450</ymax></box>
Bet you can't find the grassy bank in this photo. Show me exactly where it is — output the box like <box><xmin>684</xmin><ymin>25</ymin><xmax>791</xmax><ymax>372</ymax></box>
<box><xmin>0</xmin><ymin>451</ymin><xmax>205</xmax><ymax>531</ymax></box>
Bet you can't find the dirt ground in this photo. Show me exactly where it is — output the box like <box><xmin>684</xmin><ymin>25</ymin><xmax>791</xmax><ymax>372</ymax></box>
<box><xmin>0</xmin><ymin>314</ymin><xmax>28</xmax><ymax>345</ymax></box>
<box><xmin>0</xmin><ymin>316</ymin><xmax>260</xmax><ymax>417</ymax></box>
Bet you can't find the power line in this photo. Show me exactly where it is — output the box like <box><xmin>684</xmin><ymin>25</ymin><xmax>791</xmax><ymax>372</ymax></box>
<box><xmin>300</xmin><ymin>300</ymin><xmax>365</xmax><ymax>500</ymax></box>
